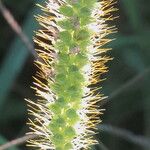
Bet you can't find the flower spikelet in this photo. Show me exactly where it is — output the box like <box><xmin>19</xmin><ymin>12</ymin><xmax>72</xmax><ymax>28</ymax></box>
<box><xmin>27</xmin><ymin>0</ymin><xmax>116</xmax><ymax>149</ymax></box>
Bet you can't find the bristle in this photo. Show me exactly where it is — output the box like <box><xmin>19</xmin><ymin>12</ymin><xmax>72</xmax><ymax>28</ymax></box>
<box><xmin>27</xmin><ymin>0</ymin><xmax>116</xmax><ymax>149</ymax></box>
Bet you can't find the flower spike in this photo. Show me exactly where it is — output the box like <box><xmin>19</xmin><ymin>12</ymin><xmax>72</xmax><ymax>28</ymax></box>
<box><xmin>27</xmin><ymin>0</ymin><xmax>116</xmax><ymax>149</ymax></box>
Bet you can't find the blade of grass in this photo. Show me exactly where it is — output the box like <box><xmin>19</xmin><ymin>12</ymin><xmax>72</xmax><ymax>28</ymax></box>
<box><xmin>0</xmin><ymin>135</ymin><xmax>19</xmax><ymax>150</ymax></box>
<box><xmin>99</xmin><ymin>124</ymin><xmax>150</xmax><ymax>149</ymax></box>
<box><xmin>0</xmin><ymin>0</ymin><xmax>37</xmax><ymax>59</ymax></box>
<box><xmin>0</xmin><ymin>0</ymin><xmax>44</xmax><ymax>108</ymax></box>
<box><xmin>121</xmin><ymin>0</ymin><xmax>142</xmax><ymax>31</ymax></box>
<box><xmin>121</xmin><ymin>0</ymin><xmax>150</xmax><ymax>140</ymax></box>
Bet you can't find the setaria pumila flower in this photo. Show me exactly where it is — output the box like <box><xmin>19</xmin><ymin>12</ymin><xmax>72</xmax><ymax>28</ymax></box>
<box><xmin>26</xmin><ymin>0</ymin><xmax>116</xmax><ymax>149</ymax></box>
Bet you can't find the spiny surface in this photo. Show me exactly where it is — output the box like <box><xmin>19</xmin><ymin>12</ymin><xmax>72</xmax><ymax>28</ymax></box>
<box><xmin>27</xmin><ymin>0</ymin><xmax>116</xmax><ymax>149</ymax></box>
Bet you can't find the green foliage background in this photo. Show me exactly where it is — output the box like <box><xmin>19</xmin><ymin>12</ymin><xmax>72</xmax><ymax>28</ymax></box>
<box><xmin>0</xmin><ymin>0</ymin><xmax>150</xmax><ymax>149</ymax></box>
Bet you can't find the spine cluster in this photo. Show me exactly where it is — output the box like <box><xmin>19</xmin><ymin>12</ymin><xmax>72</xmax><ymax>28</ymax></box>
<box><xmin>27</xmin><ymin>0</ymin><xmax>116</xmax><ymax>149</ymax></box>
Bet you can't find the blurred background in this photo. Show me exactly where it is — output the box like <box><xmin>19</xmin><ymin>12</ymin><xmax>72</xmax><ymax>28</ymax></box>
<box><xmin>0</xmin><ymin>0</ymin><xmax>150</xmax><ymax>150</ymax></box>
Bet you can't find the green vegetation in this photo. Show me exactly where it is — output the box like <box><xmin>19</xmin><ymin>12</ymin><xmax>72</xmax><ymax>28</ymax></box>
<box><xmin>0</xmin><ymin>0</ymin><xmax>150</xmax><ymax>150</ymax></box>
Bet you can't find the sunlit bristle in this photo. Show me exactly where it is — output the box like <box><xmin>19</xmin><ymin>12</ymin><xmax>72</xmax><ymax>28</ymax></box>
<box><xmin>27</xmin><ymin>0</ymin><xmax>116</xmax><ymax>149</ymax></box>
